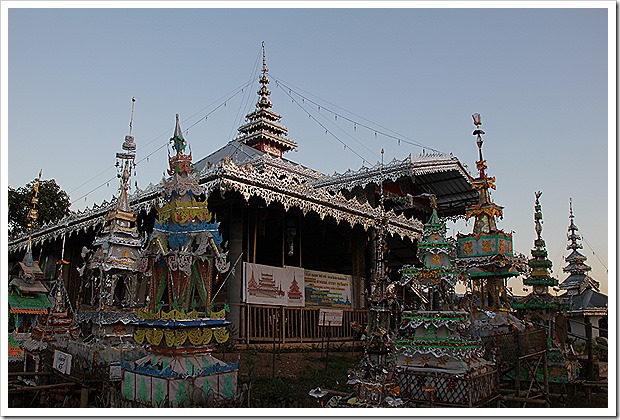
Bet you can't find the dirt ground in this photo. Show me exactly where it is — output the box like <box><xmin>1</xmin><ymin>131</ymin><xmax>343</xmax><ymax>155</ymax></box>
<box><xmin>219</xmin><ymin>346</ymin><xmax>362</xmax><ymax>382</ymax></box>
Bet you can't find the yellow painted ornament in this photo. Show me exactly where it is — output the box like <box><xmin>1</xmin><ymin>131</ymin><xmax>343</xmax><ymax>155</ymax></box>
<box><xmin>174</xmin><ymin>330</ymin><xmax>188</xmax><ymax>346</ymax></box>
<box><xmin>133</xmin><ymin>329</ymin><xmax>146</xmax><ymax>345</ymax></box>
<box><xmin>202</xmin><ymin>329</ymin><xmax>213</xmax><ymax>345</ymax></box>
<box><xmin>213</xmin><ymin>328</ymin><xmax>229</xmax><ymax>344</ymax></box>
<box><xmin>146</xmin><ymin>329</ymin><xmax>163</xmax><ymax>346</ymax></box>
<box><xmin>188</xmin><ymin>329</ymin><xmax>203</xmax><ymax>345</ymax></box>
<box><xmin>165</xmin><ymin>330</ymin><xmax>176</xmax><ymax>347</ymax></box>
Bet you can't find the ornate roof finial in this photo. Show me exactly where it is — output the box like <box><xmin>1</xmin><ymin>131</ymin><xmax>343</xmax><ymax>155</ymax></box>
<box><xmin>167</xmin><ymin>114</ymin><xmax>193</xmax><ymax>176</ymax></box>
<box><xmin>472</xmin><ymin>113</ymin><xmax>486</xmax><ymax>178</ymax></box>
<box><xmin>116</xmin><ymin>98</ymin><xmax>137</xmax><ymax>213</ymax></box>
<box><xmin>258</xmin><ymin>41</ymin><xmax>272</xmax><ymax>110</ymax></box>
<box><xmin>462</xmin><ymin>113</ymin><xmax>503</xmax><ymax>233</ymax></box>
<box><xmin>129</xmin><ymin>96</ymin><xmax>135</xmax><ymax>136</ymax></box>
<box><xmin>236</xmin><ymin>42</ymin><xmax>297</xmax><ymax>157</ymax></box>
<box><xmin>262</xmin><ymin>40</ymin><xmax>268</xmax><ymax>74</ymax></box>
<box><xmin>23</xmin><ymin>169</ymin><xmax>42</xmax><ymax>268</ymax></box>
<box><xmin>26</xmin><ymin>169</ymin><xmax>42</xmax><ymax>230</ymax></box>
<box><xmin>534</xmin><ymin>191</ymin><xmax>543</xmax><ymax>240</ymax></box>
<box><xmin>524</xmin><ymin>191</ymin><xmax>556</xmax><ymax>289</ymax></box>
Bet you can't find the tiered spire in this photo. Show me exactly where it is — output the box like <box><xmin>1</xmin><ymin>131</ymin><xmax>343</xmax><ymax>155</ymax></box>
<box><xmin>456</xmin><ymin>114</ymin><xmax>524</xmax><ymax>311</ymax></box>
<box><xmin>465</xmin><ymin>113</ymin><xmax>504</xmax><ymax>234</ymax></box>
<box><xmin>82</xmin><ymin>98</ymin><xmax>143</xmax><ymax>312</ymax></box>
<box><xmin>23</xmin><ymin>170</ymin><xmax>43</xmax><ymax>269</ymax></box>
<box><xmin>559</xmin><ymin>199</ymin><xmax>599</xmax><ymax>294</ymax></box>
<box><xmin>236</xmin><ymin>42</ymin><xmax>297</xmax><ymax>158</ymax></box>
<box><xmin>399</xmin><ymin>194</ymin><xmax>462</xmax><ymax>310</ymax></box>
<box><xmin>522</xmin><ymin>192</ymin><xmax>558</xmax><ymax>292</ymax></box>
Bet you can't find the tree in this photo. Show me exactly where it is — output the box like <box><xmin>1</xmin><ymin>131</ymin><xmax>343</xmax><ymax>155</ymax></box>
<box><xmin>8</xmin><ymin>178</ymin><xmax>71</xmax><ymax>238</ymax></box>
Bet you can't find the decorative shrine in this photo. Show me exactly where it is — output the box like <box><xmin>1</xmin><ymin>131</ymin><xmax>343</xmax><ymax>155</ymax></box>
<box><xmin>344</xmin><ymin>174</ymin><xmax>401</xmax><ymax>407</ymax></box>
<box><xmin>121</xmin><ymin>115</ymin><xmax>238</xmax><ymax>407</ymax></box>
<box><xmin>511</xmin><ymin>192</ymin><xmax>576</xmax><ymax>384</ymax></box>
<box><xmin>21</xmin><ymin>235</ymin><xmax>80</xmax><ymax>379</ymax></box>
<box><xmin>512</xmin><ymin>192</ymin><xmax>569</xmax><ymax>318</ymax></box>
<box><xmin>393</xmin><ymin>196</ymin><xmax>497</xmax><ymax>407</ymax></box>
<box><xmin>455</xmin><ymin>115</ymin><xmax>527</xmax><ymax>343</ymax></box>
<box><xmin>77</xmin><ymin>99</ymin><xmax>145</xmax><ymax>342</ymax></box>
<box><xmin>8</xmin><ymin>171</ymin><xmax>51</xmax><ymax>366</ymax></box>
<box><xmin>15</xmin><ymin>173</ymin><xmax>80</xmax><ymax>377</ymax></box>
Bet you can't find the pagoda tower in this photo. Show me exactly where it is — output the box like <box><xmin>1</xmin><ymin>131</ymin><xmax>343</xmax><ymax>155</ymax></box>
<box><xmin>511</xmin><ymin>193</ymin><xmax>576</xmax><ymax>383</ymax></box>
<box><xmin>9</xmin><ymin>171</ymin><xmax>51</xmax><ymax>335</ymax></box>
<box><xmin>8</xmin><ymin>171</ymin><xmax>52</xmax><ymax>368</ymax></box>
<box><xmin>78</xmin><ymin>98</ymin><xmax>145</xmax><ymax>340</ymax></box>
<box><xmin>124</xmin><ymin>115</ymin><xmax>238</xmax><ymax>407</ymax></box>
<box><xmin>559</xmin><ymin>199</ymin><xmax>600</xmax><ymax>295</ymax></box>
<box><xmin>236</xmin><ymin>42</ymin><xmax>297</xmax><ymax>158</ymax></box>
<box><xmin>456</xmin><ymin>114</ymin><xmax>525</xmax><ymax>311</ymax></box>
<box><xmin>512</xmin><ymin>192</ymin><xmax>568</xmax><ymax>328</ymax></box>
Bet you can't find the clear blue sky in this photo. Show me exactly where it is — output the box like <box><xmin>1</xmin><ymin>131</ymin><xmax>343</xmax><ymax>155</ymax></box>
<box><xmin>4</xmin><ymin>3</ymin><xmax>613</xmax><ymax>294</ymax></box>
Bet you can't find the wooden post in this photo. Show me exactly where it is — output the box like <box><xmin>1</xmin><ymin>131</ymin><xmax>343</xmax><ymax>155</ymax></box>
<box><xmin>80</xmin><ymin>386</ymin><xmax>89</xmax><ymax>408</ymax></box>
<box><xmin>515</xmin><ymin>357</ymin><xmax>521</xmax><ymax>398</ymax></box>
<box><xmin>325</xmin><ymin>320</ymin><xmax>331</xmax><ymax>370</ymax></box>
<box><xmin>586</xmin><ymin>318</ymin><xmax>594</xmax><ymax>380</ymax></box>
<box><xmin>543</xmin><ymin>352</ymin><xmax>550</xmax><ymax>408</ymax></box>
<box><xmin>272</xmin><ymin>312</ymin><xmax>278</xmax><ymax>378</ymax></box>
<box><xmin>280</xmin><ymin>306</ymin><xmax>285</xmax><ymax>346</ymax></box>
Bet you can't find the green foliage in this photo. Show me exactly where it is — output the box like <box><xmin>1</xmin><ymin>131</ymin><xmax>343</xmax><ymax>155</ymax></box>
<box><xmin>222</xmin><ymin>374</ymin><xmax>235</xmax><ymax>399</ymax></box>
<box><xmin>9</xmin><ymin>178</ymin><xmax>71</xmax><ymax>237</ymax></box>
<box><xmin>138</xmin><ymin>377</ymin><xmax>149</xmax><ymax>404</ymax></box>
<box><xmin>154</xmin><ymin>380</ymin><xmax>166</xmax><ymax>407</ymax></box>
<box><xmin>175</xmin><ymin>381</ymin><xmax>188</xmax><ymax>407</ymax></box>
<box><xmin>123</xmin><ymin>372</ymin><xmax>133</xmax><ymax>400</ymax></box>
<box><xmin>202</xmin><ymin>378</ymin><xmax>212</xmax><ymax>400</ymax></box>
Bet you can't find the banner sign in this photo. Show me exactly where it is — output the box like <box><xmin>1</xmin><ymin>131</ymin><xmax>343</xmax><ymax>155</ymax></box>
<box><xmin>304</xmin><ymin>269</ymin><xmax>352</xmax><ymax>308</ymax></box>
<box><xmin>318</xmin><ymin>309</ymin><xmax>343</xmax><ymax>326</ymax></box>
<box><xmin>53</xmin><ymin>350</ymin><xmax>72</xmax><ymax>375</ymax></box>
<box><xmin>243</xmin><ymin>263</ymin><xmax>304</xmax><ymax>307</ymax></box>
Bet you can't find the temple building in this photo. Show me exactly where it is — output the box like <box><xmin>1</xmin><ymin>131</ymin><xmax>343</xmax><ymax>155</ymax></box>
<box><xmin>8</xmin><ymin>46</ymin><xmax>478</xmax><ymax>347</ymax></box>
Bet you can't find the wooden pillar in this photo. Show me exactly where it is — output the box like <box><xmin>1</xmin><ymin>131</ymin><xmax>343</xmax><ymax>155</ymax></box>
<box><xmin>227</xmin><ymin>201</ymin><xmax>244</xmax><ymax>340</ymax></box>
<box><xmin>542</xmin><ymin>352</ymin><xmax>550</xmax><ymax>407</ymax></box>
<box><xmin>586</xmin><ymin>318</ymin><xmax>594</xmax><ymax>380</ymax></box>
<box><xmin>80</xmin><ymin>386</ymin><xmax>89</xmax><ymax>408</ymax></box>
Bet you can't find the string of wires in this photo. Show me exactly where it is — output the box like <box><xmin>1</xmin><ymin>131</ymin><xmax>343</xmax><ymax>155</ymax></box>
<box><xmin>581</xmin><ymin>234</ymin><xmax>608</xmax><ymax>272</ymax></box>
<box><xmin>273</xmin><ymin>77</ymin><xmax>376</xmax><ymax>166</ymax></box>
<box><xmin>271</xmin><ymin>76</ymin><xmax>442</xmax><ymax>154</ymax></box>
<box><xmin>70</xmin><ymin>79</ymin><xmax>255</xmax><ymax>207</ymax></box>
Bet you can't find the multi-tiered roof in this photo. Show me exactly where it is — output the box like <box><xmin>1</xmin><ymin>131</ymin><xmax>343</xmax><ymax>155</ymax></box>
<box><xmin>559</xmin><ymin>199</ymin><xmax>599</xmax><ymax>294</ymax></box>
<box><xmin>236</xmin><ymin>42</ymin><xmax>297</xmax><ymax>158</ymax></box>
<box><xmin>558</xmin><ymin>200</ymin><xmax>607</xmax><ymax>317</ymax></box>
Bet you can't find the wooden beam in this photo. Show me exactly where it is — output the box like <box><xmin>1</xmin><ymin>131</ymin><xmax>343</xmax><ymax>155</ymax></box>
<box><xmin>8</xmin><ymin>371</ymin><xmax>53</xmax><ymax>377</ymax></box>
<box><xmin>9</xmin><ymin>382</ymin><xmax>76</xmax><ymax>392</ymax></box>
